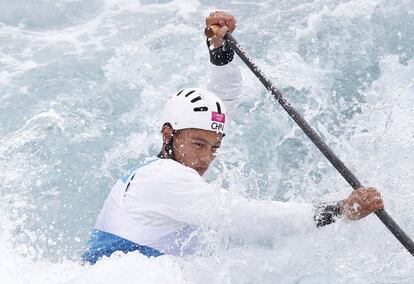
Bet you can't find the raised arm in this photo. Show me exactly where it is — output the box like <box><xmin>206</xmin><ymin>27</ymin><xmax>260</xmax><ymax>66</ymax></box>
<box><xmin>205</xmin><ymin>11</ymin><xmax>242</xmax><ymax>114</ymax></box>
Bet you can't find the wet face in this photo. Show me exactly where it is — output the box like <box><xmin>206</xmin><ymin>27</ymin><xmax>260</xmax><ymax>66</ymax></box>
<box><xmin>163</xmin><ymin>127</ymin><xmax>223</xmax><ymax>176</ymax></box>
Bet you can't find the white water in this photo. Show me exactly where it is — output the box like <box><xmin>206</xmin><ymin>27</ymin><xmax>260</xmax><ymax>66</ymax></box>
<box><xmin>1</xmin><ymin>0</ymin><xmax>414</xmax><ymax>283</ymax></box>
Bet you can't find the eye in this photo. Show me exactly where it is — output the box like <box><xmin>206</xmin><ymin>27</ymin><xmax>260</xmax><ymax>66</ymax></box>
<box><xmin>193</xmin><ymin>142</ymin><xmax>204</xmax><ymax>149</ymax></box>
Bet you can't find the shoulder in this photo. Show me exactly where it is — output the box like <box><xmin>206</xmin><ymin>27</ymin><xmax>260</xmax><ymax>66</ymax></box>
<box><xmin>132</xmin><ymin>158</ymin><xmax>206</xmax><ymax>186</ymax></box>
<box><xmin>125</xmin><ymin>158</ymin><xmax>213</xmax><ymax>203</ymax></box>
<box><xmin>142</xmin><ymin>158</ymin><xmax>197</xmax><ymax>174</ymax></box>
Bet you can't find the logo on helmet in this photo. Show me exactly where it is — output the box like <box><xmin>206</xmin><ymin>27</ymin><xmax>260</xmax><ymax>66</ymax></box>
<box><xmin>212</xmin><ymin>112</ymin><xmax>225</xmax><ymax>123</ymax></box>
<box><xmin>211</xmin><ymin>122</ymin><xmax>224</xmax><ymax>131</ymax></box>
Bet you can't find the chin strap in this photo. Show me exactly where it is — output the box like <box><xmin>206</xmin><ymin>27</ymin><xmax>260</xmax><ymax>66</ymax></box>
<box><xmin>165</xmin><ymin>136</ymin><xmax>176</xmax><ymax>160</ymax></box>
<box><xmin>158</xmin><ymin>130</ymin><xmax>177</xmax><ymax>161</ymax></box>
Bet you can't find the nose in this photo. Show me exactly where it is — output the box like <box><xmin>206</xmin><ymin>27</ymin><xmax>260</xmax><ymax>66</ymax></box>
<box><xmin>200</xmin><ymin>145</ymin><xmax>216</xmax><ymax>165</ymax></box>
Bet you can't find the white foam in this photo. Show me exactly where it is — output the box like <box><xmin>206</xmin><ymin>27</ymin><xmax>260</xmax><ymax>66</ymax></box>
<box><xmin>296</xmin><ymin>0</ymin><xmax>379</xmax><ymax>38</ymax></box>
<box><xmin>1</xmin><ymin>0</ymin><xmax>414</xmax><ymax>283</ymax></box>
<box><xmin>343</xmin><ymin>55</ymin><xmax>414</xmax><ymax>208</ymax></box>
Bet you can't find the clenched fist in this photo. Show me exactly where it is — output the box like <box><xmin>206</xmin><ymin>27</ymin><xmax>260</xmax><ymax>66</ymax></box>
<box><xmin>340</xmin><ymin>187</ymin><xmax>384</xmax><ymax>220</ymax></box>
<box><xmin>205</xmin><ymin>11</ymin><xmax>237</xmax><ymax>49</ymax></box>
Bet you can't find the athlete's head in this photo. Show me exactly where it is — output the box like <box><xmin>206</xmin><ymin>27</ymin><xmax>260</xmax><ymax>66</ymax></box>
<box><xmin>159</xmin><ymin>88</ymin><xmax>227</xmax><ymax>176</ymax></box>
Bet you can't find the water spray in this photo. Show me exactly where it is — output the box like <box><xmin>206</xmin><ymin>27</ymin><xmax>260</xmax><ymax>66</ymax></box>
<box><xmin>205</xmin><ymin>25</ymin><xmax>414</xmax><ymax>257</ymax></box>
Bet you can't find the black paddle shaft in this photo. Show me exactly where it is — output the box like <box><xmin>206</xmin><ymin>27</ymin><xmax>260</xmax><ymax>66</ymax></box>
<box><xmin>223</xmin><ymin>32</ymin><xmax>414</xmax><ymax>256</ymax></box>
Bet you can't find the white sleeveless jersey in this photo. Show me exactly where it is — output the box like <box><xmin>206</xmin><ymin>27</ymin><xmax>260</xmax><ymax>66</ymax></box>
<box><xmin>94</xmin><ymin>62</ymin><xmax>316</xmax><ymax>255</ymax></box>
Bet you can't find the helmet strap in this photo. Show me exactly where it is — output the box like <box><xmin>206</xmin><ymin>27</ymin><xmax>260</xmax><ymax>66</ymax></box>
<box><xmin>158</xmin><ymin>127</ymin><xmax>177</xmax><ymax>161</ymax></box>
<box><xmin>165</xmin><ymin>135</ymin><xmax>176</xmax><ymax>160</ymax></box>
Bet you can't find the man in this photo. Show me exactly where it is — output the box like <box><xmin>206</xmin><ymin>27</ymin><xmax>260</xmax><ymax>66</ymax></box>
<box><xmin>81</xmin><ymin>11</ymin><xmax>383</xmax><ymax>265</ymax></box>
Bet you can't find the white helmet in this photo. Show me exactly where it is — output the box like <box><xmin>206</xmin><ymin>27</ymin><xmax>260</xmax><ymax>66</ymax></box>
<box><xmin>160</xmin><ymin>88</ymin><xmax>227</xmax><ymax>135</ymax></box>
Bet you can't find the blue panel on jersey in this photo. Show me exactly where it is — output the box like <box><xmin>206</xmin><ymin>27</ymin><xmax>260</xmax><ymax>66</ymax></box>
<box><xmin>81</xmin><ymin>230</ymin><xmax>163</xmax><ymax>264</ymax></box>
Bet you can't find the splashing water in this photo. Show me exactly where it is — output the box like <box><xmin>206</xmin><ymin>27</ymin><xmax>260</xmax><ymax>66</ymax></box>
<box><xmin>1</xmin><ymin>0</ymin><xmax>413</xmax><ymax>283</ymax></box>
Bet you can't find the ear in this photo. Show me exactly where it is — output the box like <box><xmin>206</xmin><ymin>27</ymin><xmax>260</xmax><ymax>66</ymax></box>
<box><xmin>161</xmin><ymin>124</ymin><xmax>174</xmax><ymax>144</ymax></box>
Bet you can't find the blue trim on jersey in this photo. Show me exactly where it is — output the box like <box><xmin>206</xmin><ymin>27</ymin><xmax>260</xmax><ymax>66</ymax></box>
<box><xmin>81</xmin><ymin>230</ymin><xmax>163</xmax><ymax>264</ymax></box>
<box><xmin>120</xmin><ymin>158</ymin><xmax>158</xmax><ymax>183</ymax></box>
